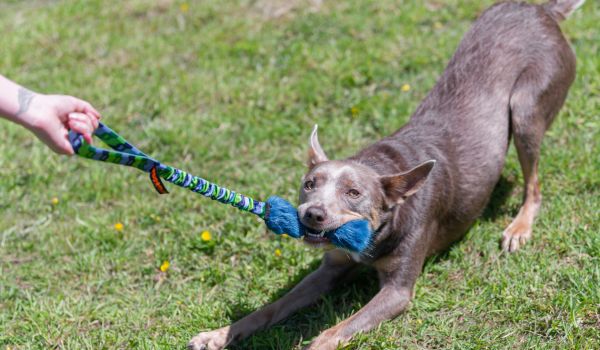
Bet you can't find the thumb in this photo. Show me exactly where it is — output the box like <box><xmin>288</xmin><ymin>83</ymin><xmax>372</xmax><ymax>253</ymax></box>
<box><xmin>52</xmin><ymin>131</ymin><xmax>75</xmax><ymax>155</ymax></box>
<box><xmin>31</xmin><ymin>125</ymin><xmax>74</xmax><ymax>155</ymax></box>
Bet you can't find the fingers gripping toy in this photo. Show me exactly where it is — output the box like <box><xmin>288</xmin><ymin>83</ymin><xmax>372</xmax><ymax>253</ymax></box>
<box><xmin>68</xmin><ymin>123</ymin><xmax>373</xmax><ymax>252</ymax></box>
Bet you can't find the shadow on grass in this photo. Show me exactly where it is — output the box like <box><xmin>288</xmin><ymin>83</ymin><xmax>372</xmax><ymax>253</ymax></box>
<box><xmin>228</xmin><ymin>262</ymin><xmax>379</xmax><ymax>349</ymax></box>
<box><xmin>227</xmin><ymin>176</ymin><xmax>516</xmax><ymax>349</ymax></box>
<box><xmin>480</xmin><ymin>175</ymin><xmax>516</xmax><ymax>221</ymax></box>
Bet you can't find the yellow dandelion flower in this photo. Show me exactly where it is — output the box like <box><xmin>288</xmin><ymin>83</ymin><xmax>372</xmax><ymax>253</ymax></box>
<box><xmin>281</xmin><ymin>233</ymin><xmax>289</xmax><ymax>238</ymax></box>
<box><xmin>401</xmin><ymin>84</ymin><xmax>411</xmax><ymax>92</ymax></box>
<box><xmin>180</xmin><ymin>3</ymin><xmax>189</xmax><ymax>13</ymax></box>
<box><xmin>275</xmin><ymin>248</ymin><xmax>282</xmax><ymax>257</ymax></box>
<box><xmin>350</xmin><ymin>106</ymin><xmax>359</xmax><ymax>117</ymax></box>
<box><xmin>114</xmin><ymin>222</ymin><xmax>124</xmax><ymax>231</ymax></box>
<box><xmin>434</xmin><ymin>21</ymin><xmax>443</xmax><ymax>30</ymax></box>
<box><xmin>51</xmin><ymin>197</ymin><xmax>59</xmax><ymax>205</ymax></box>
<box><xmin>201</xmin><ymin>231</ymin><xmax>212</xmax><ymax>242</ymax></box>
<box><xmin>160</xmin><ymin>260</ymin><xmax>170</xmax><ymax>272</ymax></box>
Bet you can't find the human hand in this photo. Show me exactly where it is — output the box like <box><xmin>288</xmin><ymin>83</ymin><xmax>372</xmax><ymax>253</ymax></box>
<box><xmin>20</xmin><ymin>93</ymin><xmax>101</xmax><ymax>155</ymax></box>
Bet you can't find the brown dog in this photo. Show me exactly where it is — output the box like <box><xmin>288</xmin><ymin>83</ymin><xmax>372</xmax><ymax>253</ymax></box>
<box><xmin>189</xmin><ymin>1</ymin><xmax>582</xmax><ymax>349</ymax></box>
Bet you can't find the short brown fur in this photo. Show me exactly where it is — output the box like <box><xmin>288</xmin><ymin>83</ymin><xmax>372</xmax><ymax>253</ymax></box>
<box><xmin>189</xmin><ymin>1</ymin><xmax>582</xmax><ymax>349</ymax></box>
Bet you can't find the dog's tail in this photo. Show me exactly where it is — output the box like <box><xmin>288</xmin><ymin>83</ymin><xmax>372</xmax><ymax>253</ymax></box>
<box><xmin>543</xmin><ymin>0</ymin><xmax>585</xmax><ymax>22</ymax></box>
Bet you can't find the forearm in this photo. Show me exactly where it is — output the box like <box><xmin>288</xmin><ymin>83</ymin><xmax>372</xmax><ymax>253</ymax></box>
<box><xmin>0</xmin><ymin>74</ymin><xmax>38</xmax><ymax>126</ymax></box>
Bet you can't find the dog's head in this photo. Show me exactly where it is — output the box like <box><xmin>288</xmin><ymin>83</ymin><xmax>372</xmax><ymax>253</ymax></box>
<box><xmin>298</xmin><ymin>125</ymin><xmax>435</xmax><ymax>250</ymax></box>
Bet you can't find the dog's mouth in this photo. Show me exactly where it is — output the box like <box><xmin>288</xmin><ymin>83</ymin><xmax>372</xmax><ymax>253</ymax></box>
<box><xmin>303</xmin><ymin>227</ymin><xmax>332</xmax><ymax>246</ymax></box>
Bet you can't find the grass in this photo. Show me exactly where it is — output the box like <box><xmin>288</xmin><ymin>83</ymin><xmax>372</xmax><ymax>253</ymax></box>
<box><xmin>0</xmin><ymin>0</ymin><xmax>598</xmax><ymax>349</ymax></box>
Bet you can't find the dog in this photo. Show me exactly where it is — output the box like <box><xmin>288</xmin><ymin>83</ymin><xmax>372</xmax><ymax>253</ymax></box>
<box><xmin>189</xmin><ymin>1</ymin><xmax>582</xmax><ymax>349</ymax></box>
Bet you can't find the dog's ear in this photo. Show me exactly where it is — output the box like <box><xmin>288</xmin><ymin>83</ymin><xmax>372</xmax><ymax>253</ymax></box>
<box><xmin>380</xmin><ymin>160</ymin><xmax>436</xmax><ymax>205</ymax></box>
<box><xmin>307</xmin><ymin>124</ymin><xmax>328</xmax><ymax>169</ymax></box>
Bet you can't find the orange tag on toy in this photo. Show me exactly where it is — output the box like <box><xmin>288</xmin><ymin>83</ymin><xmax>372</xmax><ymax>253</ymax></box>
<box><xmin>150</xmin><ymin>166</ymin><xmax>169</xmax><ymax>194</ymax></box>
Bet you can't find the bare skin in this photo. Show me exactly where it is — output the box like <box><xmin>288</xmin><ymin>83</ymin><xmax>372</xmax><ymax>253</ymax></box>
<box><xmin>0</xmin><ymin>74</ymin><xmax>100</xmax><ymax>155</ymax></box>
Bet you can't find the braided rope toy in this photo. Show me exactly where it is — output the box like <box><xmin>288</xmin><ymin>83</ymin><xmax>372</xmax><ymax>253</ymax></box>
<box><xmin>68</xmin><ymin>123</ymin><xmax>372</xmax><ymax>252</ymax></box>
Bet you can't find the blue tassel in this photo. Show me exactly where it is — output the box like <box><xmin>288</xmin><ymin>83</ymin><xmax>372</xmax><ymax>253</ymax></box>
<box><xmin>264</xmin><ymin>196</ymin><xmax>372</xmax><ymax>252</ymax></box>
<box><xmin>326</xmin><ymin>219</ymin><xmax>372</xmax><ymax>252</ymax></box>
<box><xmin>264</xmin><ymin>196</ymin><xmax>304</xmax><ymax>238</ymax></box>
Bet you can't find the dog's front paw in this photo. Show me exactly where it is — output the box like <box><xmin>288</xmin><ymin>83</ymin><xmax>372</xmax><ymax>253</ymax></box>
<box><xmin>188</xmin><ymin>326</ymin><xmax>230</xmax><ymax>350</ymax></box>
<box><xmin>501</xmin><ymin>217</ymin><xmax>533</xmax><ymax>253</ymax></box>
<box><xmin>303</xmin><ymin>330</ymin><xmax>344</xmax><ymax>350</ymax></box>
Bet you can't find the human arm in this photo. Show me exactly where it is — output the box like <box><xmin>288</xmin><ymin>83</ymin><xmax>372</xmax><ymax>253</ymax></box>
<box><xmin>0</xmin><ymin>74</ymin><xmax>101</xmax><ymax>155</ymax></box>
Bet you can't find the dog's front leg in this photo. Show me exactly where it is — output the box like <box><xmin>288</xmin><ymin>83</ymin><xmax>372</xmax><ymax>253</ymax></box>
<box><xmin>304</xmin><ymin>284</ymin><xmax>412</xmax><ymax>350</ymax></box>
<box><xmin>305</xmin><ymin>239</ymin><xmax>428</xmax><ymax>350</ymax></box>
<box><xmin>188</xmin><ymin>249</ymin><xmax>355</xmax><ymax>350</ymax></box>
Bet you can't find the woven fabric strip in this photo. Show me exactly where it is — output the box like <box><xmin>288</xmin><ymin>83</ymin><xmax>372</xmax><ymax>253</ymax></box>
<box><xmin>70</xmin><ymin>126</ymin><xmax>158</xmax><ymax>172</ymax></box>
<box><xmin>69</xmin><ymin>123</ymin><xmax>267</xmax><ymax>218</ymax></box>
<box><xmin>156</xmin><ymin>166</ymin><xmax>265</xmax><ymax>216</ymax></box>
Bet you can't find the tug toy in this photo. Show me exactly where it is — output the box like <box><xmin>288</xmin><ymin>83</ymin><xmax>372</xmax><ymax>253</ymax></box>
<box><xmin>68</xmin><ymin>123</ymin><xmax>372</xmax><ymax>252</ymax></box>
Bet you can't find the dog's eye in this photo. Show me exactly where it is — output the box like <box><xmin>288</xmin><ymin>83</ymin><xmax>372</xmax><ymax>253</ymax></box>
<box><xmin>347</xmin><ymin>189</ymin><xmax>360</xmax><ymax>198</ymax></box>
<box><xmin>304</xmin><ymin>180</ymin><xmax>314</xmax><ymax>190</ymax></box>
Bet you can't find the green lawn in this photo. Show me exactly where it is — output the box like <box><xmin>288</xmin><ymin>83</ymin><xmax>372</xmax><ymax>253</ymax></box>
<box><xmin>1</xmin><ymin>1</ymin><xmax>598</xmax><ymax>349</ymax></box>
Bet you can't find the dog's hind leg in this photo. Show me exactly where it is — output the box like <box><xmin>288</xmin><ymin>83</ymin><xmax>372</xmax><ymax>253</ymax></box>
<box><xmin>502</xmin><ymin>53</ymin><xmax>575</xmax><ymax>252</ymax></box>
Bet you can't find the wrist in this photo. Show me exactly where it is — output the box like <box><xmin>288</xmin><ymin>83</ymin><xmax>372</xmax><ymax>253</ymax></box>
<box><xmin>13</xmin><ymin>91</ymin><xmax>44</xmax><ymax>130</ymax></box>
<box><xmin>0</xmin><ymin>76</ymin><xmax>39</xmax><ymax>125</ymax></box>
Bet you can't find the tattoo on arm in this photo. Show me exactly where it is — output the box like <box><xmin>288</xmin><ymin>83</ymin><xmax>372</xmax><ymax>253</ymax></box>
<box><xmin>16</xmin><ymin>87</ymin><xmax>36</xmax><ymax>117</ymax></box>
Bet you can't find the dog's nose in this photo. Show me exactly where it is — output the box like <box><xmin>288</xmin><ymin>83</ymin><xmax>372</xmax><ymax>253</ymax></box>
<box><xmin>305</xmin><ymin>206</ymin><xmax>327</xmax><ymax>224</ymax></box>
